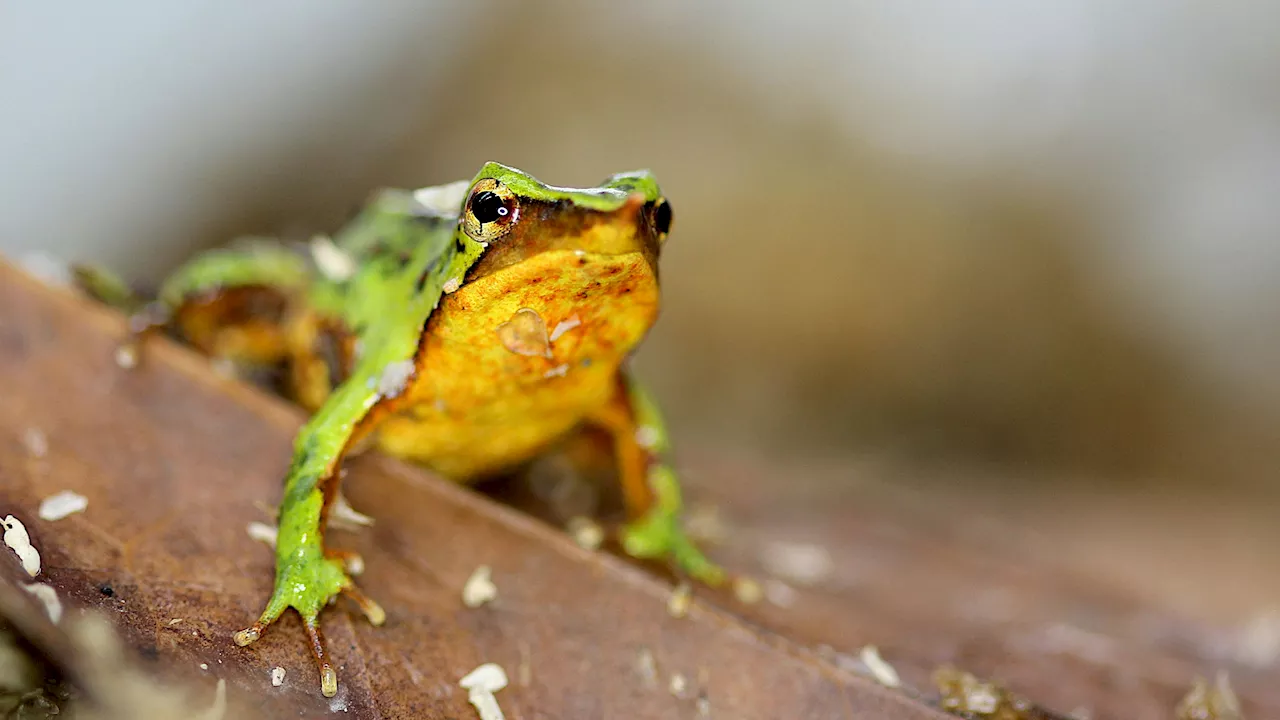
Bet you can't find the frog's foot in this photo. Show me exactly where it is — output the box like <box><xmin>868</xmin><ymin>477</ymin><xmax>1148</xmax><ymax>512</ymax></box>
<box><xmin>232</xmin><ymin>550</ymin><xmax>384</xmax><ymax>697</ymax></box>
<box><xmin>622</xmin><ymin>508</ymin><xmax>726</xmax><ymax>587</ymax></box>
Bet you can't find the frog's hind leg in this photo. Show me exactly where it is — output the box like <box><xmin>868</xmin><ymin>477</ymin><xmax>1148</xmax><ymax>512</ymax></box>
<box><xmin>586</xmin><ymin>372</ymin><xmax>726</xmax><ymax>587</ymax></box>
<box><xmin>95</xmin><ymin>245</ymin><xmax>313</xmax><ymax>370</ymax></box>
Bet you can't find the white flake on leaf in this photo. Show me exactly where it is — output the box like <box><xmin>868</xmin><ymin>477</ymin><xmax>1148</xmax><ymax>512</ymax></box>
<box><xmin>114</xmin><ymin>345</ymin><xmax>138</xmax><ymax>369</ymax></box>
<box><xmin>759</xmin><ymin>540</ymin><xmax>833</xmax><ymax>587</ymax></box>
<box><xmin>271</xmin><ymin>666</ymin><xmax>286</xmax><ymax>687</ymax></box>
<box><xmin>443</xmin><ymin>276</ymin><xmax>462</xmax><ymax>294</ymax></box>
<box><xmin>566</xmin><ymin>516</ymin><xmax>604</xmax><ymax>550</ymax></box>
<box><xmin>38</xmin><ymin>491</ymin><xmax>88</xmax><ymax>522</ymax></box>
<box><xmin>859</xmin><ymin>645</ymin><xmax>901</xmax><ymax>688</ymax></box>
<box><xmin>246</xmin><ymin>522</ymin><xmax>278</xmax><ymax>548</ymax></box>
<box><xmin>2</xmin><ymin>515</ymin><xmax>40</xmax><ymax>576</ymax></box>
<box><xmin>21</xmin><ymin>583</ymin><xmax>61</xmax><ymax>623</ymax></box>
<box><xmin>668</xmin><ymin>673</ymin><xmax>688</xmax><ymax>698</ymax></box>
<box><xmin>23</xmin><ymin>428</ymin><xmax>47</xmax><ymax>458</ymax></box>
<box><xmin>462</xmin><ymin>565</ymin><xmax>498</xmax><ymax>608</ymax></box>
<box><xmin>542</xmin><ymin>364</ymin><xmax>569</xmax><ymax>379</ymax></box>
<box><xmin>667</xmin><ymin>582</ymin><xmax>692</xmax><ymax>619</ymax></box>
<box><xmin>459</xmin><ymin>663</ymin><xmax>508</xmax><ymax>720</ymax></box>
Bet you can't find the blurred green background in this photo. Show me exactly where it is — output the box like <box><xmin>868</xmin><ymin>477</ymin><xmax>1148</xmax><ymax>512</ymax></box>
<box><xmin>3</xmin><ymin>1</ymin><xmax>1278</xmax><ymax>622</ymax></box>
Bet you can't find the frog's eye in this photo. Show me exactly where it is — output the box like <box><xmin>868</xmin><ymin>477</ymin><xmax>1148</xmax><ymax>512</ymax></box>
<box><xmin>651</xmin><ymin>198</ymin><xmax>673</xmax><ymax>240</ymax></box>
<box><xmin>463</xmin><ymin>178</ymin><xmax>518</xmax><ymax>243</ymax></box>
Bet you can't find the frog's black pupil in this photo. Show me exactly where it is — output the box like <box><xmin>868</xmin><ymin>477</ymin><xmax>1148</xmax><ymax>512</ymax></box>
<box><xmin>653</xmin><ymin>200</ymin><xmax>673</xmax><ymax>235</ymax></box>
<box><xmin>471</xmin><ymin>191</ymin><xmax>507</xmax><ymax>224</ymax></box>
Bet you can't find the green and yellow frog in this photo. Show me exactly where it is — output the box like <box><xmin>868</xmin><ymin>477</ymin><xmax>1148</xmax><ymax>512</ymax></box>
<box><xmin>82</xmin><ymin>163</ymin><xmax>722</xmax><ymax>697</ymax></box>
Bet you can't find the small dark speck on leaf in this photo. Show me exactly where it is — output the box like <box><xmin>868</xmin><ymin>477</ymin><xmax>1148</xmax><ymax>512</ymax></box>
<box><xmin>99</xmin><ymin>583</ymin><xmax>115</xmax><ymax>597</ymax></box>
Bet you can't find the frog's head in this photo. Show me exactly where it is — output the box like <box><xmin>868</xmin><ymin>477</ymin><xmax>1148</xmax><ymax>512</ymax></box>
<box><xmin>456</xmin><ymin>162</ymin><xmax>672</xmax><ymax>283</ymax></box>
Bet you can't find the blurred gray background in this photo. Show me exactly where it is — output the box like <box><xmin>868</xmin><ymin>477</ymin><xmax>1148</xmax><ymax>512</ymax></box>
<box><xmin>3</xmin><ymin>1</ymin><xmax>1279</xmax><ymax>621</ymax></box>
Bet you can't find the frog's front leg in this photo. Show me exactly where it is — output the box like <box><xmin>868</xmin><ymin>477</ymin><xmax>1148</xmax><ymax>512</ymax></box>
<box><xmin>232</xmin><ymin>380</ymin><xmax>387</xmax><ymax>698</ymax></box>
<box><xmin>587</xmin><ymin>373</ymin><xmax>725</xmax><ymax>586</ymax></box>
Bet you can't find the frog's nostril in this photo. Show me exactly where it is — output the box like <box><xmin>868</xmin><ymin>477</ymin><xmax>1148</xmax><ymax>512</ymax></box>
<box><xmin>652</xmin><ymin>199</ymin><xmax>672</xmax><ymax>236</ymax></box>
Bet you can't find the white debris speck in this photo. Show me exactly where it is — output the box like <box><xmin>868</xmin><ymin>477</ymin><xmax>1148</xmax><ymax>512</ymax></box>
<box><xmin>566</xmin><ymin>516</ymin><xmax>604</xmax><ymax>550</ymax></box>
<box><xmin>22</xmin><ymin>428</ymin><xmax>48</xmax><ymax>458</ymax></box>
<box><xmin>2</xmin><ymin>515</ymin><xmax>41</xmax><ymax>576</ymax></box>
<box><xmin>412</xmin><ymin>180</ymin><xmax>470</xmax><ymax>216</ymax></box>
<box><xmin>19</xmin><ymin>252</ymin><xmax>73</xmax><ymax>287</ymax></box>
<box><xmin>271</xmin><ymin>666</ymin><xmax>286</xmax><ymax>687</ymax></box>
<box><xmin>210</xmin><ymin>358</ymin><xmax>237</xmax><ymax>378</ymax></box>
<box><xmin>200</xmin><ymin>663</ymin><xmax>209</xmax><ymax>671</ymax></box>
<box><xmin>443</xmin><ymin>276</ymin><xmax>462</xmax><ymax>294</ymax></box>
<box><xmin>667</xmin><ymin>582</ymin><xmax>693</xmax><ymax>618</ymax></box>
<box><xmin>21</xmin><ymin>583</ymin><xmax>61</xmax><ymax>623</ymax></box>
<box><xmin>964</xmin><ymin>684</ymin><xmax>1000</xmax><ymax>714</ymax></box>
<box><xmin>634</xmin><ymin>426</ymin><xmax>660</xmax><ymax>450</ymax></box>
<box><xmin>732</xmin><ymin>576</ymin><xmax>763</xmax><ymax>605</ymax></box>
<box><xmin>1233</xmin><ymin>608</ymin><xmax>1280</xmax><ymax>667</ymax></box>
<box><xmin>377</xmin><ymin>359</ymin><xmax>415</xmax><ymax>399</ymax></box>
<box><xmin>38</xmin><ymin>491</ymin><xmax>88</xmax><ymax>521</ymax></box>
<box><xmin>342</xmin><ymin>553</ymin><xmax>365</xmax><ymax>577</ymax></box>
<box><xmin>195</xmin><ymin>678</ymin><xmax>227</xmax><ymax>720</ymax></box>
<box><xmin>548</xmin><ymin>315</ymin><xmax>581</xmax><ymax>342</ymax></box>
<box><xmin>635</xmin><ymin>647</ymin><xmax>658</xmax><ymax>689</ymax></box>
<box><xmin>573</xmin><ymin>250</ymin><xmax>586</xmax><ymax>258</ymax></box>
<box><xmin>859</xmin><ymin>645</ymin><xmax>901</xmax><ymax>688</ymax></box>
<box><xmin>462</xmin><ymin>565</ymin><xmax>498</xmax><ymax>608</ymax></box>
<box><xmin>542</xmin><ymin>363</ymin><xmax>569</xmax><ymax>379</ymax></box>
<box><xmin>759</xmin><ymin>540</ymin><xmax>833</xmax><ymax>587</ymax></box>
<box><xmin>114</xmin><ymin>345</ymin><xmax>138</xmax><ymax>369</ymax></box>
<box><xmin>764</xmin><ymin>579</ymin><xmax>798</xmax><ymax>607</ymax></box>
<box><xmin>310</xmin><ymin>235</ymin><xmax>356</xmax><ymax>281</ymax></box>
<box><xmin>668</xmin><ymin>673</ymin><xmax>688</xmax><ymax>698</ymax></box>
<box><xmin>246</xmin><ymin>522</ymin><xmax>278</xmax><ymax>548</ymax></box>
<box><xmin>330</xmin><ymin>492</ymin><xmax>375</xmax><ymax>530</ymax></box>
<box><xmin>459</xmin><ymin>663</ymin><xmax>508</xmax><ymax>720</ymax></box>
<box><xmin>697</xmin><ymin>695</ymin><xmax>712</xmax><ymax>717</ymax></box>
<box><xmin>168</xmin><ymin>618</ymin><xmax>184</xmax><ymax>626</ymax></box>
<box><xmin>684</xmin><ymin>504</ymin><xmax>729</xmax><ymax>544</ymax></box>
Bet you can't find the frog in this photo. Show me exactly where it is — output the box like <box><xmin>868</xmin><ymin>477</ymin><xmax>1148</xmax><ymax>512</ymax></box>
<box><xmin>80</xmin><ymin>163</ymin><xmax>723</xmax><ymax>697</ymax></box>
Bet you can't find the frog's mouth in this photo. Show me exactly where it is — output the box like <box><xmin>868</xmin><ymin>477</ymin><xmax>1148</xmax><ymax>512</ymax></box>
<box><xmin>464</xmin><ymin>194</ymin><xmax>661</xmax><ymax>285</ymax></box>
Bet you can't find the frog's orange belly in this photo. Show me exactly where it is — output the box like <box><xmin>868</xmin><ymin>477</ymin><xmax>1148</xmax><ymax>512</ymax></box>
<box><xmin>372</xmin><ymin>248</ymin><xmax>658</xmax><ymax>481</ymax></box>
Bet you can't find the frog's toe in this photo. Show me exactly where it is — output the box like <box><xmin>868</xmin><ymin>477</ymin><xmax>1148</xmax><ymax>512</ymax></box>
<box><xmin>622</xmin><ymin>511</ymin><xmax>726</xmax><ymax>587</ymax></box>
<box><xmin>341</xmin><ymin>584</ymin><xmax>386</xmax><ymax>626</ymax></box>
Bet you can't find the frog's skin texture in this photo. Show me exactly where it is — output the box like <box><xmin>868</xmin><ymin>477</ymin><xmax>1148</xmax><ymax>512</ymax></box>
<box><xmin>89</xmin><ymin>163</ymin><xmax>718</xmax><ymax>698</ymax></box>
